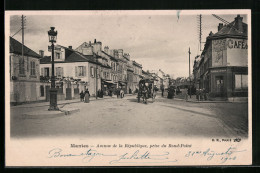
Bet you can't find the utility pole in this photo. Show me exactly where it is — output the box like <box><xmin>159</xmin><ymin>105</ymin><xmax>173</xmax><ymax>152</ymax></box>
<box><xmin>188</xmin><ymin>47</ymin><xmax>191</xmax><ymax>98</ymax></box>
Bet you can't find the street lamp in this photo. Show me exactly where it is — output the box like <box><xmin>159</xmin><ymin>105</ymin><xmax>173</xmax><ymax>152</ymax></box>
<box><xmin>48</xmin><ymin>27</ymin><xmax>59</xmax><ymax>111</ymax></box>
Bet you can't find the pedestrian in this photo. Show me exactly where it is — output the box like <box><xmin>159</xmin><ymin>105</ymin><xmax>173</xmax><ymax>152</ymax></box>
<box><xmin>117</xmin><ymin>88</ymin><xmax>120</xmax><ymax>98</ymax></box>
<box><xmin>84</xmin><ymin>88</ymin><xmax>90</xmax><ymax>103</ymax></box>
<box><xmin>184</xmin><ymin>87</ymin><xmax>188</xmax><ymax>101</ymax></box>
<box><xmin>100</xmin><ymin>89</ymin><xmax>104</xmax><ymax>98</ymax></box>
<box><xmin>80</xmin><ymin>90</ymin><xmax>85</xmax><ymax>102</ymax></box>
<box><xmin>120</xmin><ymin>88</ymin><xmax>124</xmax><ymax>98</ymax></box>
<box><xmin>161</xmin><ymin>86</ymin><xmax>164</xmax><ymax>97</ymax></box>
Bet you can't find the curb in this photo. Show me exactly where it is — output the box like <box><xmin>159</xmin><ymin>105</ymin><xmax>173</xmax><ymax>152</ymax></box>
<box><xmin>22</xmin><ymin>108</ymin><xmax>80</xmax><ymax>119</ymax></box>
<box><xmin>174</xmin><ymin>98</ymin><xmax>247</xmax><ymax>103</ymax></box>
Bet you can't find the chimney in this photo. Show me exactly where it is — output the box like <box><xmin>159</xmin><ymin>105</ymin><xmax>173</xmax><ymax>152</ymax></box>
<box><xmin>104</xmin><ymin>46</ymin><xmax>109</xmax><ymax>54</ymax></box>
<box><xmin>68</xmin><ymin>46</ymin><xmax>72</xmax><ymax>49</ymax></box>
<box><xmin>118</xmin><ymin>49</ymin><xmax>123</xmax><ymax>59</ymax></box>
<box><xmin>39</xmin><ymin>50</ymin><xmax>44</xmax><ymax>57</ymax></box>
<box><xmin>218</xmin><ymin>23</ymin><xmax>223</xmax><ymax>31</ymax></box>
<box><xmin>235</xmin><ymin>14</ymin><xmax>243</xmax><ymax>32</ymax></box>
<box><xmin>209</xmin><ymin>31</ymin><xmax>213</xmax><ymax>36</ymax></box>
<box><xmin>94</xmin><ymin>39</ymin><xmax>96</xmax><ymax>43</ymax></box>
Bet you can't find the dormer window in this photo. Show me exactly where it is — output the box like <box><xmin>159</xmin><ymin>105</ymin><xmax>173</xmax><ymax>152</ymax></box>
<box><xmin>55</xmin><ymin>52</ymin><xmax>61</xmax><ymax>59</ymax></box>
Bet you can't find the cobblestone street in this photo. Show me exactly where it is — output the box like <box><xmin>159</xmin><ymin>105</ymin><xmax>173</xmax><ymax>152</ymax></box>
<box><xmin>10</xmin><ymin>94</ymin><xmax>248</xmax><ymax>138</ymax></box>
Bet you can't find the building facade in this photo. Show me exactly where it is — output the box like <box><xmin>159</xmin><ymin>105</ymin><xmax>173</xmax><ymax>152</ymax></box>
<box><xmin>40</xmin><ymin>44</ymin><xmax>102</xmax><ymax>99</ymax></box>
<box><xmin>9</xmin><ymin>37</ymin><xmax>43</xmax><ymax>104</ymax></box>
<box><xmin>132</xmin><ymin>60</ymin><xmax>143</xmax><ymax>91</ymax></box>
<box><xmin>193</xmin><ymin>15</ymin><xmax>248</xmax><ymax>100</ymax></box>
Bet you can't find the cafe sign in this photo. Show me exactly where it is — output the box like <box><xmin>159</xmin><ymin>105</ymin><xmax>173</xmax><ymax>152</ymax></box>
<box><xmin>227</xmin><ymin>39</ymin><xmax>248</xmax><ymax>49</ymax></box>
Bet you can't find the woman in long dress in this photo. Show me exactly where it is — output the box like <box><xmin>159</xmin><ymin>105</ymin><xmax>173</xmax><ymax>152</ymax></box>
<box><xmin>84</xmin><ymin>89</ymin><xmax>90</xmax><ymax>103</ymax></box>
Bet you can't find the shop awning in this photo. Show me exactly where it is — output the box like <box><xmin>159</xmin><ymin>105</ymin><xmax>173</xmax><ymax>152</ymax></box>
<box><xmin>106</xmin><ymin>81</ymin><xmax>115</xmax><ymax>84</ymax></box>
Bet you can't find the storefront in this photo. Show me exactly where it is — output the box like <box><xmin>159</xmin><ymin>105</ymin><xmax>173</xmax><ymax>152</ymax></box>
<box><xmin>209</xmin><ymin>66</ymin><xmax>248</xmax><ymax>98</ymax></box>
<box><xmin>101</xmin><ymin>79</ymin><xmax>116</xmax><ymax>95</ymax></box>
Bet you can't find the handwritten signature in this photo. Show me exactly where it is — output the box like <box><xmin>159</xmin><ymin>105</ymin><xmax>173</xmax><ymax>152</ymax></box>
<box><xmin>109</xmin><ymin>150</ymin><xmax>177</xmax><ymax>164</ymax></box>
<box><xmin>185</xmin><ymin>146</ymin><xmax>246</xmax><ymax>163</ymax></box>
<box><xmin>48</xmin><ymin>148</ymin><xmax>116</xmax><ymax>163</ymax></box>
<box><xmin>48</xmin><ymin>148</ymin><xmax>177</xmax><ymax>164</ymax></box>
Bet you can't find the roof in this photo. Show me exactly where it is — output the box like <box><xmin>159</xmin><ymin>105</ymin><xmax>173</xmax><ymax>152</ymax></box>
<box><xmin>209</xmin><ymin>16</ymin><xmax>247</xmax><ymax>39</ymax></box>
<box><xmin>10</xmin><ymin>37</ymin><xmax>42</xmax><ymax>58</ymax></box>
<box><xmin>40</xmin><ymin>45</ymin><xmax>103</xmax><ymax>66</ymax></box>
<box><xmin>133</xmin><ymin>61</ymin><xmax>142</xmax><ymax>68</ymax></box>
<box><xmin>101</xmin><ymin>51</ymin><xmax>118</xmax><ymax>62</ymax></box>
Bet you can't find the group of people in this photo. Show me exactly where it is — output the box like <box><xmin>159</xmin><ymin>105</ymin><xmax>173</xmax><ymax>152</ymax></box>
<box><xmin>196</xmin><ymin>88</ymin><xmax>208</xmax><ymax>101</ymax></box>
<box><xmin>80</xmin><ymin>89</ymin><xmax>90</xmax><ymax>103</ymax></box>
<box><xmin>116</xmin><ymin>87</ymin><xmax>125</xmax><ymax>98</ymax></box>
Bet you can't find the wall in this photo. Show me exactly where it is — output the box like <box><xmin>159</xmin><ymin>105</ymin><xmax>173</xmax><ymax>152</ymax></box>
<box><xmin>10</xmin><ymin>53</ymin><xmax>40</xmax><ymax>82</ymax></box>
<box><xmin>212</xmin><ymin>39</ymin><xmax>227</xmax><ymax>67</ymax></box>
<box><xmin>10</xmin><ymin>81</ymin><xmax>41</xmax><ymax>103</ymax></box>
<box><xmin>88</xmin><ymin>62</ymin><xmax>101</xmax><ymax>96</ymax></box>
<box><xmin>75</xmin><ymin>42</ymin><xmax>93</xmax><ymax>55</ymax></box>
<box><xmin>226</xmin><ymin>38</ymin><xmax>248</xmax><ymax>67</ymax></box>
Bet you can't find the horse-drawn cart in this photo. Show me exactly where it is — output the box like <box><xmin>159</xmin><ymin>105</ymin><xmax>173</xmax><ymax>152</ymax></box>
<box><xmin>137</xmin><ymin>78</ymin><xmax>157</xmax><ymax>104</ymax></box>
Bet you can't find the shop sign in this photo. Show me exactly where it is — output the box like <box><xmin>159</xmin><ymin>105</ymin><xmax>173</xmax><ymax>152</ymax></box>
<box><xmin>227</xmin><ymin>39</ymin><xmax>248</xmax><ymax>49</ymax></box>
<box><xmin>211</xmin><ymin>69</ymin><xmax>226</xmax><ymax>73</ymax></box>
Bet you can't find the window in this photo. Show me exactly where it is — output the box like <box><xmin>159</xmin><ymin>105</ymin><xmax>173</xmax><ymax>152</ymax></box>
<box><xmin>78</xmin><ymin>66</ymin><xmax>84</xmax><ymax>77</ymax></box>
<box><xmin>40</xmin><ymin>85</ymin><xmax>44</xmax><ymax>96</ymax></box>
<box><xmin>56</xmin><ymin>67</ymin><xmax>63</xmax><ymax>78</ymax></box>
<box><xmin>44</xmin><ymin>68</ymin><xmax>50</xmax><ymax>77</ymax></box>
<box><xmin>90</xmin><ymin>67</ymin><xmax>95</xmax><ymax>77</ymax></box>
<box><xmin>235</xmin><ymin>74</ymin><xmax>248</xmax><ymax>89</ymax></box>
<box><xmin>75</xmin><ymin>66</ymin><xmax>86</xmax><ymax>77</ymax></box>
<box><xmin>19</xmin><ymin>58</ymin><xmax>25</xmax><ymax>75</ymax></box>
<box><xmin>30</xmin><ymin>61</ymin><xmax>36</xmax><ymax>75</ymax></box>
<box><xmin>55</xmin><ymin>52</ymin><xmax>61</xmax><ymax>59</ymax></box>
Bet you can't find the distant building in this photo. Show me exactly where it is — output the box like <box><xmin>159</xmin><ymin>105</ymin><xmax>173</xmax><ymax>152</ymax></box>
<box><xmin>193</xmin><ymin>15</ymin><xmax>248</xmax><ymax>100</ymax></box>
<box><xmin>132</xmin><ymin>60</ymin><xmax>143</xmax><ymax>91</ymax></box>
<box><xmin>9</xmin><ymin>37</ymin><xmax>43</xmax><ymax>104</ymax></box>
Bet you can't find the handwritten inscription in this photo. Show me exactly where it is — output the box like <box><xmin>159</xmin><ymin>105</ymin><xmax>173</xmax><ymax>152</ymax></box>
<box><xmin>48</xmin><ymin>148</ymin><xmax>116</xmax><ymax>163</ymax></box>
<box><xmin>48</xmin><ymin>145</ymin><xmax>246</xmax><ymax>165</ymax></box>
<box><xmin>185</xmin><ymin>146</ymin><xmax>246</xmax><ymax>163</ymax></box>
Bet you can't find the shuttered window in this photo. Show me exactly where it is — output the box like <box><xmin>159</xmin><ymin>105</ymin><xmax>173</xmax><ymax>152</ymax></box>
<box><xmin>90</xmin><ymin>67</ymin><xmax>95</xmax><ymax>77</ymax></box>
<box><xmin>30</xmin><ymin>61</ymin><xmax>36</xmax><ymax>75</ymax></box>
<box><xmin>75</xmin><ymin>66</ymin><xmax>86</xmax><ymax>77</ymax></box>
<box><xmin>19</xmin><ymin>58</ymin><xmax>25</xmax><ymax>75</ymax></box>
<box><xmin>55</xmin><ymin>67</ymin><xmax>63</xmax><ymax>78</ymax></box>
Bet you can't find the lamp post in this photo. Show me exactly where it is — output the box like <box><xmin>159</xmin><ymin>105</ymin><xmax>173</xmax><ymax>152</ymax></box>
<box><xmin>48</xmin><ymin>27</ymin><xmax>59</xmax><ymax>111</ymax></box>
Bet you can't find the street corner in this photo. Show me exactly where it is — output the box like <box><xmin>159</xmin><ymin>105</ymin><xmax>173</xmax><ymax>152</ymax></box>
<box><xmin>22</xmin><ymin>110</ymin><xmax>65</xmax><ymax>119</ymax></box>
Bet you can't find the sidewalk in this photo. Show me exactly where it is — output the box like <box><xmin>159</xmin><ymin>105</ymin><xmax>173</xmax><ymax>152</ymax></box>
<box><xmin>11</xmin><ymin>95</ymin><xmax>117</xmax><ymax>109</ymax></box>
<box><xmin>174</xmin><ymin>94</ymin><xmax>247</xmax><ymax>103</ymax></box>
<box><xmin>11</xmin><ymin>95</ymin><xmax>121</xmax><ymax>119</ymax></box>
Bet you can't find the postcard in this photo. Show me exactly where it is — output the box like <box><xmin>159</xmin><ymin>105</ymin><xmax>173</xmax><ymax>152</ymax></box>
<box><xmin>5</xmin><ymin>10</ymin><xmax>251</xmax><ymax>166</ymax></box>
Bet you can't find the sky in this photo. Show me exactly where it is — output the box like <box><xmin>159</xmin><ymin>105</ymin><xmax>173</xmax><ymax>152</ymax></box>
<box><xmin>9</xmin><ymin>11</ymin><xmax>248</xmax><ymax>78</ymax></box>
